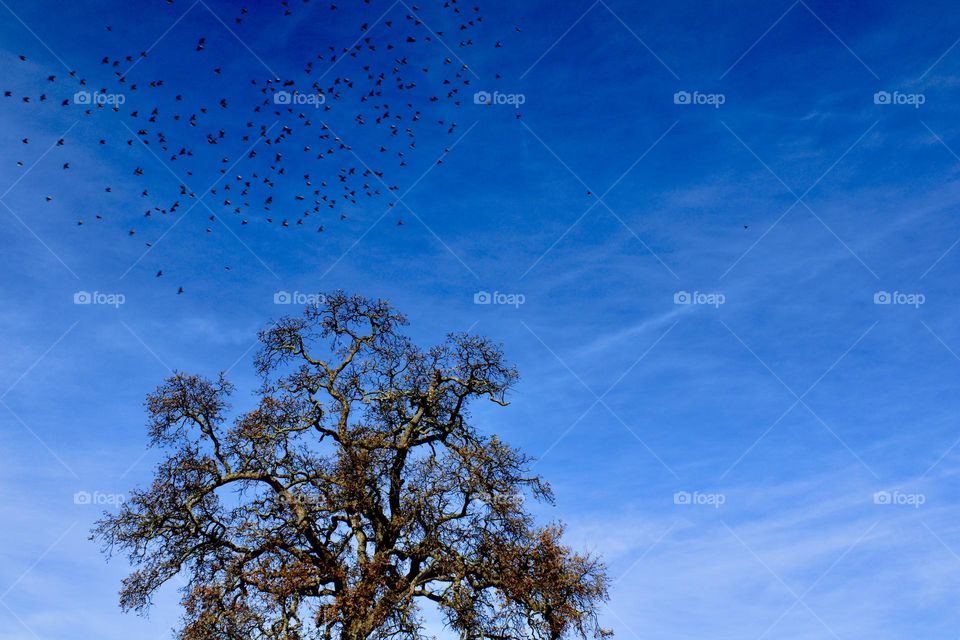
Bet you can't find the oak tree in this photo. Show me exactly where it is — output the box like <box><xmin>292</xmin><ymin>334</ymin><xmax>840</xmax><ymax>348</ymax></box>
<box><xmin>95</xmin><ymin>293</ymin><xmax>610</xmax><ymax>640</ymax></box>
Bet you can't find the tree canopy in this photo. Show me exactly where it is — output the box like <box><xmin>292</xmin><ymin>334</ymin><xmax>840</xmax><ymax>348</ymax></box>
<box><xmin>94</xmin><ymin>292</ymin><xmax>610</xmax><ymax>640</ymax></box>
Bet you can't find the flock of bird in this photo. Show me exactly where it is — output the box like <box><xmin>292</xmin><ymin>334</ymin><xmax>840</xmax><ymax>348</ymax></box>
<box><xmin>4</xmin><ymin>0</ymin><xmax>517</xmax><ymax>292</ymax></box>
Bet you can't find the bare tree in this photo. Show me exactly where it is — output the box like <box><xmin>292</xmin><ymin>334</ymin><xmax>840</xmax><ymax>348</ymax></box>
<box><xmin>94</xmin><ymin>292</ymin><xmax>610</xmax><ymax>640</ymax></box>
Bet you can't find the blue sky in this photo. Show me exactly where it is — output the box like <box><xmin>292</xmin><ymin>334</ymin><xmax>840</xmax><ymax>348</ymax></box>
<box><xmin>3</xmin><ymin>0</ymin><xmax>960</xmax><ymax>637</ymax></box>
